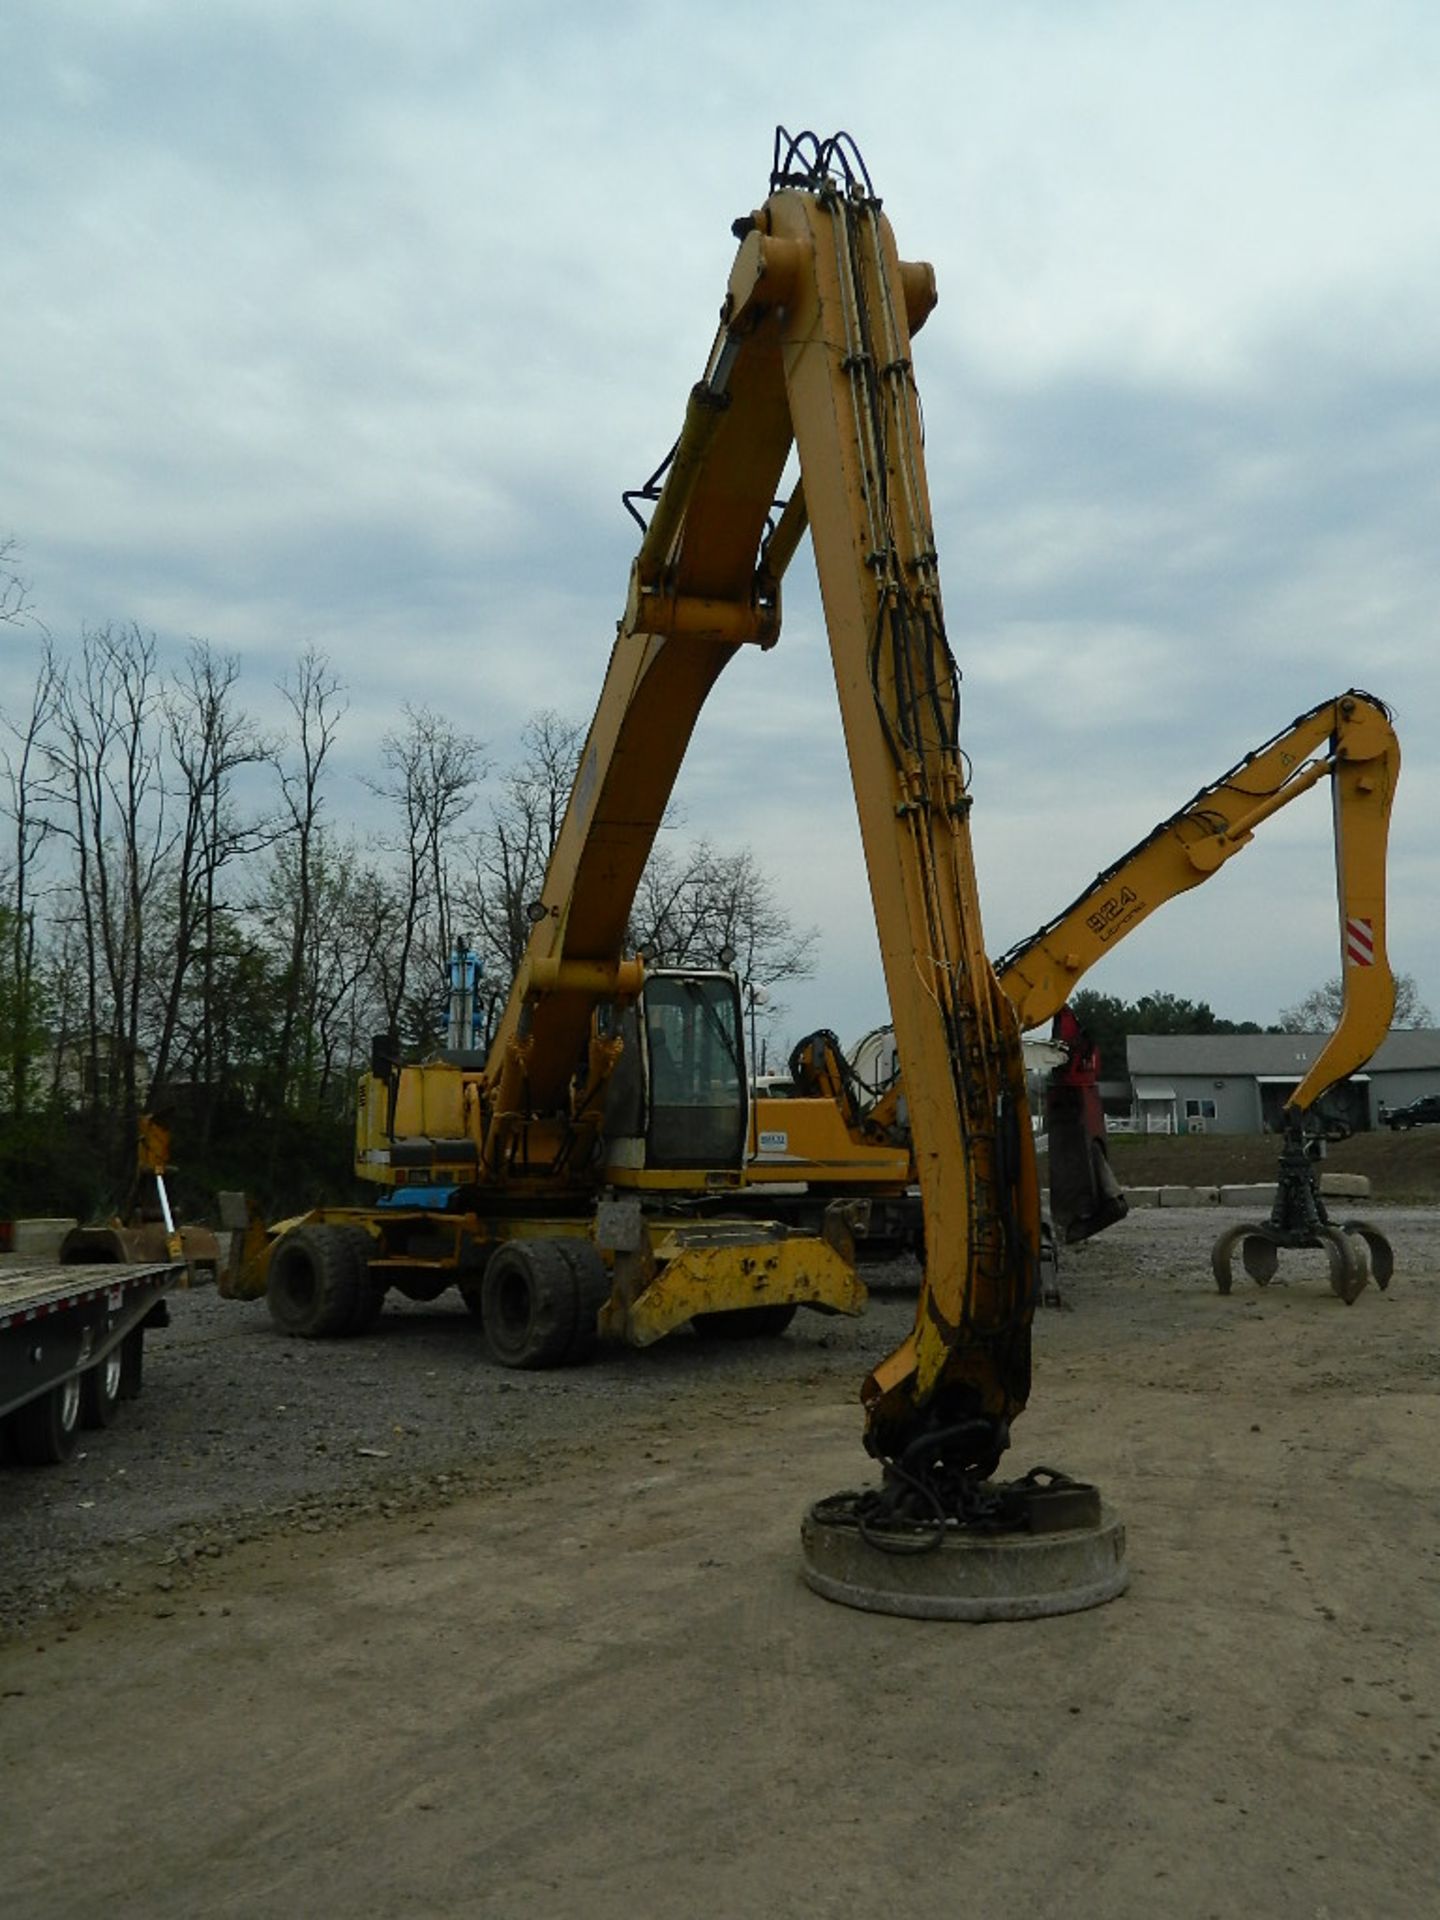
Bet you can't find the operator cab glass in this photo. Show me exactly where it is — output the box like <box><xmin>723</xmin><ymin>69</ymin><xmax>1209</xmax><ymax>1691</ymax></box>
<box><xmin>642</xmin><ymin>971</ymin><xmax>748</xmax><ymax>1170</ymax></box>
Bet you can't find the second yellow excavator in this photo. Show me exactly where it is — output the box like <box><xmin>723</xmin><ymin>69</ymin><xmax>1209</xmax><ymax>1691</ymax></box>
<box><xmin>763</xmin><ymin>688</ymin><xmax>1400</xmax><ymax>1294</ymax></box>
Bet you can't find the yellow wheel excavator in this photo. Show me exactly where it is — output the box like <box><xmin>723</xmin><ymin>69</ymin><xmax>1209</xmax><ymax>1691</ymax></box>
<box><xmin>244</xmin><ymin>130</ymin><xmax>1400</xmax><ymax>1618</ymax></box>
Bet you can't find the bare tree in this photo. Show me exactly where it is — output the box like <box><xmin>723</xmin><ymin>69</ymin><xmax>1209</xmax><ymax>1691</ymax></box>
<box><xmin>0</xmin><ymin>536</ymin><xmax>36</xmax><ymax>631</ymax></box>
<box><xmin>257</xmin><ymin>826</ymin><xmax>400</xmax><ymax>1115</ymax></box>
<box><xmin>632</xmin><ymin>840</ymin><xmax>815</xmax><ymax>975</ymax></box>
<box><xmin>1279</xmin><ymin>971</ymin><xmax>1433</xmax><ymax>1033</ymax></box>
<box><xmin>462</xmin><ymin>710</ymin><xmax>583</xmax><ymax>1007</ymax></box>
<box><xmin>44</xmin><ymin>626</ymin><xmax>172</xmax><ymax>1138</ymax></box>
<box><xmin>269</xmin><ymin>647</ymin><xmax>346</xmax><ymax>1113</ymax></box>
<box><xmin>367</xmin><ymin>704</ymin><xmax>485</xmax><ymax>1044</ymax></box>
<box><xmin>630</xmin><ymin>838</ymin><xmax>818</xmax><ymax>1063</ymax></box>
<box><xmin>0</xmin><ymin>642</ymin><xmax>59</xmax><ymax>1113</ymax></box>
<box><xmin>147</xmin><ymin>643</ymin><xmax>274</xmax><ymax>1127</ymax></box>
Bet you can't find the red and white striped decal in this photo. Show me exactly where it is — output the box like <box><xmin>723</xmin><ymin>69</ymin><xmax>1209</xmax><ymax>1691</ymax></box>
<box><xmin>1345</xmin><ymin>916</ymin><xmax>1375</xmax><ymax>967</ymax></box>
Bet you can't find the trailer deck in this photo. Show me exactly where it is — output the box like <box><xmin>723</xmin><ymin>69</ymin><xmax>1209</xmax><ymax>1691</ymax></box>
<box><xmin>1</xmin><ymin>1257</ymin><xmax>188</xmax><ymax>1464</ymax></box>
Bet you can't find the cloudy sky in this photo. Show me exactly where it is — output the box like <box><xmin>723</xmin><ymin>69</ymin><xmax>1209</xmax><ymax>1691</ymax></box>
<box><xmin>4</xmin><ymin>0</ymin><xmax>1437</xmax><ymax>1049</ymax></box>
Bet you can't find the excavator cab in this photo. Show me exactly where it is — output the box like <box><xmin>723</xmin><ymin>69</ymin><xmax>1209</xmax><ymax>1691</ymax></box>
<box><xmin>601</xmin><ymin>967</ymin><xmax>750</xmax><ymax>1183</ymax></box>
<box><xmin>640</xmin><ymin>970</ymin><xmax>749</xmax><ymax>1170</ymax></box>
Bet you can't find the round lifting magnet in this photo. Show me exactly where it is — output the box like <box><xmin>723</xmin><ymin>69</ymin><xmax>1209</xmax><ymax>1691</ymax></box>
<box><xmin>800</xmin><ymin>1481</ymin><xmax>1129</xmax><ymax>1622</ymax></box>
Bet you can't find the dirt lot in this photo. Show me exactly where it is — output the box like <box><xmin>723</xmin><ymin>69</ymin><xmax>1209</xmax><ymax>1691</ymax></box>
<box><xmin>4</xmin><ymin>1204</ymin><xmax>1439</xmax><ymax>1919</ymax></box>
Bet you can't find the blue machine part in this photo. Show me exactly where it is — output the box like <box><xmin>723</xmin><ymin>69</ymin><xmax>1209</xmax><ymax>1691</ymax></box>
<box><xmin>378</xmin><ymin>1186</ymin><xmax>463</xmax><ymax>1210</ymax></box>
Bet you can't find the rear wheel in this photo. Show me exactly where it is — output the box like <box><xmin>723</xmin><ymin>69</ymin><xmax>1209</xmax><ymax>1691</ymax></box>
<box><xmin>692</xmin><ymin>1303</ymin><xmax>798</xmax><ymax>1339</ymax></box>
<box><xmin>81</xmin><ymin>1342</ymin><xmax>124</xmax><ymax>1428</ymax></box>
<box><xmin>9</xmin><ymin>1377</ymin><xmax>84</xmax><ymax>1465</ymax></box>
<box><xmin>479</xmin><ymin>1241</ymin><xmax>578</xmax><ymax>1369</ymax></box>
<box><xmin>267</xmin><ymin>1224</ymin><xmax>363</xmax><ymax>1338</ymax></box>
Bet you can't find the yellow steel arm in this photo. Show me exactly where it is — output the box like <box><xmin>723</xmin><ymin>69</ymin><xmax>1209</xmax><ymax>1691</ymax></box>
<box><xmin>992</xmin><ymin>690</ymin><xmax>1399</xmax><ymax>1114</ymax></box>
<box><xmin>477</xmin><ymin>134</ymin><xmax>1039</xmax><ymax>1473</ymax></box>
<box><xmin>764</xmin><ymin>178</ymin><xmax>1038</xmax><ymax>1466</ymax></box>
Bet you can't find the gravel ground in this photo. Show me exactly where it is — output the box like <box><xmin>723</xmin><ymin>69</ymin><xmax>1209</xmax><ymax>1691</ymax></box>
<box><xmin>4</xmin><ymin>1202</ymin><xmax>1436</xmax><ymax>1633</ymax></box>
<box><xmin>0</xmin><ymin>1254</ymin><xmax>920</xmax><ymax>1629</ymax></box>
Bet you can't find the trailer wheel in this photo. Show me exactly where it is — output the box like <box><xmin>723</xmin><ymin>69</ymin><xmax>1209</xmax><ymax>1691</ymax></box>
<box><xmin>480</xmin><ymin>1241</ymin><xmax>577</xmax><ymax>1369</ymax></box>
<box><xmin>81</xmin><ymin>1343</ymin><xmax>124</xmax><ymax>1428</ymax></box>
<box><xmin>552</xmin><ymin>1240</ymin><xmax>611</xmax><ymax>1363</ymax></box>
<box><xmin>692</xmin><ymin>1304</ymin><xmax>798</xmax><ymax>1339</ymax></box>
<box><xmin>267</xmin><ymin>1224</ymin><xmax>362</xmax><ymax>1338</ymax></box>
<box><xmin>9</xmin><ymin>1376</ymin><xmax>84</xmax><ymax>1465</ymax></box>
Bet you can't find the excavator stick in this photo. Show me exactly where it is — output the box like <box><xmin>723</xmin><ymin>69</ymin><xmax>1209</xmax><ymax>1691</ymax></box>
<box><xmin>710</xmin><ymin>128</ymin><xmax>1128</xmax><ymax>1617</ymax></box>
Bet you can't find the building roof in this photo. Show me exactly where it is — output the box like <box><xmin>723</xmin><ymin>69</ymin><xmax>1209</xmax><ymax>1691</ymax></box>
<box><xmin>1126</xmin><ymin>1029</ymin><xmax>1440</xmax><ymax>1077</ymax></box>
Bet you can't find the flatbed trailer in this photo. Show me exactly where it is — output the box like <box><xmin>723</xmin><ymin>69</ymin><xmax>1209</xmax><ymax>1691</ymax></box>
<box><xmin>0</xmin><ymin>1259</ymin><xmax>186</xmax><ymax>1466</ymax></box>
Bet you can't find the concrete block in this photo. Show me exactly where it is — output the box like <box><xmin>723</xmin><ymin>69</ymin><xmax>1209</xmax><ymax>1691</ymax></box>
<box><xmin>11</xmin><ymin>1217</ymin><xmax>79</xmax><ymax>1257</ymax></box>
<box><xmin>1219</xmin><ymin>1184</ymin><xmax>1278</xmax><ymax>1208</ymax></box>
<box><xmin>1319</xmin><ymin>1172</ymin><xmax>1371</xmax><ymax>1199</ymax></box>
<box><xmin>1123</xmin><ymin>1187</ymin><xmax>1161</xmax><ymax>1208</ymax></box>
<box><xmin>1158</xmin><ymin>1186</ymin><xmax>1214</xmax><ymax>1207</ymax></box>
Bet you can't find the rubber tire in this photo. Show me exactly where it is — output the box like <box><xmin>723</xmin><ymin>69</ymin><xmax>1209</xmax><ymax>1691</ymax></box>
<box><xmin>479</xmin><ymin>1241</ymin><xmax>578</xmax><ymax>1369</ymax></box>
<box><xmin>337</xmin><ymin>1226</ymin><xmax>387</xmax><ymax>1334</ymax></box>
<box><xmin>81</xmin><ymin>1342</ymin><xmax>124</xmax><ymax>1429</ymax></box>
<box><xmin>10</xmin><ymin>1377</ymin><xmax>84</xmax><ymax>1465</ymax></box>
<box><xmin>692</xmin><ymin>1303</ymin><xmax>798</xmax><ymax>1339</ymax></box>
<box><xmin>551</xmin><ymin>1239</ymin><xmax>611</xmax><ymax>1364</ymax></box>
<box><xmin>267</xmin><ymin>1224</ymin><xmax>362</xmax><ymax>1338</ymax></box>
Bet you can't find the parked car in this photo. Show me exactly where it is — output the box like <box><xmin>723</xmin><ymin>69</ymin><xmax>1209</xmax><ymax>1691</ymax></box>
<box><xmin>1387</xmin><ymin>1094</ymin><xmax>1440</xmax><ymax>1131</ymax></box>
